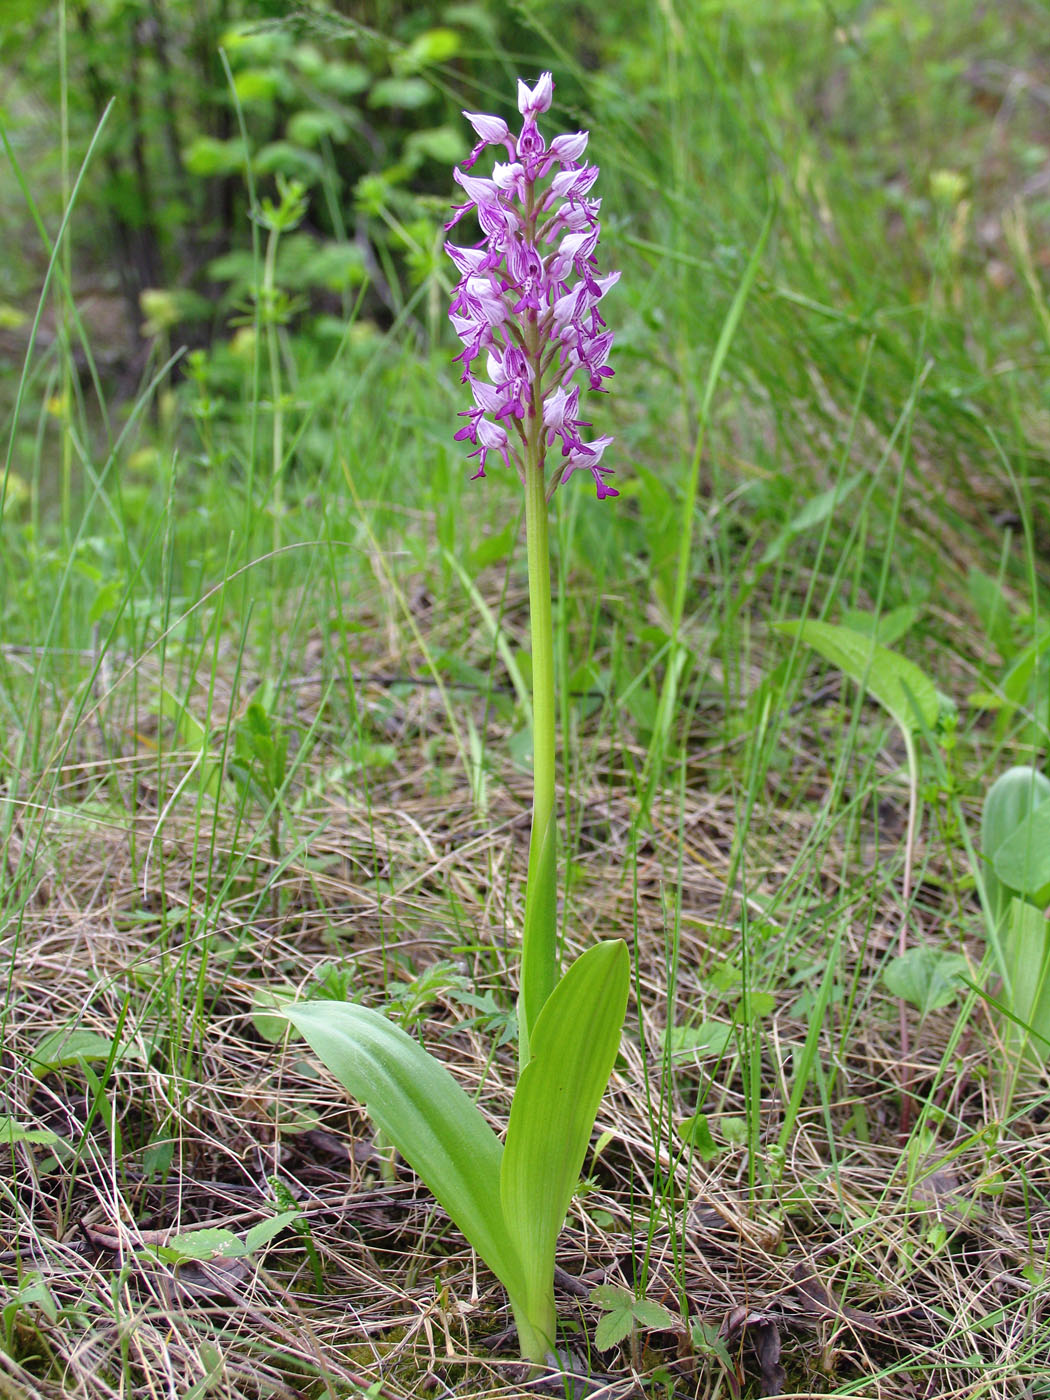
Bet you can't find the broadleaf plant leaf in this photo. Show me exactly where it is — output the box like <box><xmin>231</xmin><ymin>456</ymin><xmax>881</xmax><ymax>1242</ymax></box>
<box><xmin>501</xmin><ymin>940</ymin><xmax>630</xmax><ymax>1348</ymax></box>
<box><xmin>286</xmin><ymin>1000</ymin><xmax>523</xmax><ymax>1301</ymax></box>
<box><xmin>883</xmin><ymin>945</ymin><xmax>969</xmax><ymax>1015</ymax></box>
<box><xmin>981</xmin><ymin>766</ymin><xmax>1050</xmax><ymax>922</ymax></box>
<box><xmin>991</xmin><ymin>793</ymin><xmax>1050</xmax><ymax>909</ymax></box>
<box><xmin>775</xmin><ymin>619</ymin><xmax>940</xmax><ymax>734</ymax></box>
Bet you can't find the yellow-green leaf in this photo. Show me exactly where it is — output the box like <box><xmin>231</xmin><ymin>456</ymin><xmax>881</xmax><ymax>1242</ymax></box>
<box><xmin>286</xmin><ymin>1000</ymin><xmax>522</xmax><ymax>1299</ymax></box>
<box><xmin>775</xmin><ymin>618</ymin><xmax>940</xmax><ymax>733</ymax></box>
<box><xmin>501</xmin><ymin>941</ymin><xmax>629</xmax><ymax>1337</ymax></box>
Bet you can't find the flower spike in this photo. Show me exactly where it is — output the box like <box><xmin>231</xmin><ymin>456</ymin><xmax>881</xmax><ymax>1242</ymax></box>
<box><xmin>445</xmin><ymin>74</ymin><xmax>618</xmax><ymax>500</ymax></box>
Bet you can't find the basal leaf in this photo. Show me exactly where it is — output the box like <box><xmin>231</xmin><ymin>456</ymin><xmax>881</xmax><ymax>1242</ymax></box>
<box><xmin>883</xmin><ymin>945</ymin><xmax>968</xmax><ymax>1014</ymax></box>
<box><xmin>286</xmin><ymin>1001</ymin><xmax>522</xmax><ymax>1298</ymax></box>
<box><xmin>991</xmin><ymin>794</ymin><xmax>1050</xmax><ymax>908</ymax></box>
<box><xmin>981</xmin><ymin>767</ymin><xmax>1050</xmax><ymax>925</ymax></box>
<box><xmin>1003</xmin><ymin>897</ymin><xmax>1050</xmax><ymax>1058</ymax></box>
<box><xmin>775</xmin><ymin>619</ymin><xmax>939</xmax><ymax>733</ymax></box>
<box><xmin>502</xmin><ymin>940</ymin><xmax>630</xmax><ymax>1332</ymax></box>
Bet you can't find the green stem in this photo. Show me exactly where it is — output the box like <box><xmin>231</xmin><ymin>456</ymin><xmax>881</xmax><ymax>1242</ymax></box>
<box><xmin>510</xmin><ymin>1292</ymin><xmax>556</xmax><ymax>1367</ymax></box>
<box><xmin>519</xmin><ymin>351</ymin><xmax>557</xmax><ymax>1069</ymax></box>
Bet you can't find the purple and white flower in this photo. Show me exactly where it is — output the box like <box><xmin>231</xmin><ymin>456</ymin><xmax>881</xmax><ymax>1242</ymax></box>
<box><xmin>446</xmin><ymin>73</ymin><xmax>619</xmax><ymax>499</ymax></box>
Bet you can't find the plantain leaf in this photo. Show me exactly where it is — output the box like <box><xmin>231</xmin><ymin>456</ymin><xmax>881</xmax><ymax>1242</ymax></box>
<box><xmin>989</xmin><ymin>787</ymin><xmax>1050</xmax><ymax>910</ymax></box>
<box><xmin>981</xmin><ymin>766</ymin><xmax>1050</xmax><ymax>924</ymax></box>
<box><xmin>501</xmin><ymin>940</ymin><xmax>630</xmax><ymax>1334</ymax></box>
<box><xmin>775</xmin><ymin>619</ymin><xmax>940</xmax><ymax>734</ymax></box>
<box><xmin>286</xmin><ymin>1000</ymin><xmax>523</xmax><ymax>1299</ymax></box>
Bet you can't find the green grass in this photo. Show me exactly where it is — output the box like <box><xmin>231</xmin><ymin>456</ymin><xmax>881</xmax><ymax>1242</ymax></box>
<box><xmin>2</xmin><ymin>1</ymin><xmax>1050</xmax><ymax>1395</ymax></box>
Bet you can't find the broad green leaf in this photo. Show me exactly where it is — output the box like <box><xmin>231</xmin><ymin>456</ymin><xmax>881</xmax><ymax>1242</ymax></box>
<box><xmin>404</xmin><ymin>125</ymin><xmax>467</xmax><ymax>167</ymax></box>
<box><xmin>316</xmin><ymin>60</ymin><xmax>369</xmax><ymax>98</ymax></box>
<box><xmin>243</xmin><ymin>1210</ymin><xmax>303</xmax><ymax>1253</ymax></box>
<box><xmin>721</xmin><ymin>1117</ymin><xmax>749</xmax><ymax>1146</ymax></box>
<box><xmin>841</xmin><ymin>603</ymin><xmax>919</xmax><ymax>647</ymax></box>
<box><xmin>251</xmin><ymin>988</ymin><xmax>295</xmax><ymax>1043</ymax></box>
<box><xmin>775</xmin><ymin>619</ymin><xmax>940</xmax><ymax>733</ymax></box>
<box><xmin>502</xmin><ymin>941</ymin><xmax>630</xmax><ymax>1331</ymax></box>
<box><xmin>394</xmin><ymin>27</ymin><xmax>460</xmax><ymax>74</ymax></box>
<box><xmin>368</xmin><ymin>77</ymin><xmax>432</xmax><ymax>109</ymax></box>
<box><xmin>593</xmin><ymin>1297</ymin><xmax>636</xmax><ymax>1350</ymax></box>
<box><xmin>981</xmin><ymin>766</ymin><xmax>1050</xmax><ymax>923</ymax></box>
<box><xmin>233</xmin><ymin>67</ymin><xmax>283</xmax><ymax>104</ymax></box>
<box><xmin>691</xmin><ymin>1318</ymin><xmax>735</xmax><ymax>1368</ymax></box>
<box><xmin>590</xmin><ymin>1283</ymin><xmax>634</xmax><ymax>1310</ymax></box>
<box><xmin>159</xmin><ymin>1211</ymin><xmax>302</xmax><ymax>1263</ymax></box>
<box><xmin>991</xmin><ymin>795</ymin><xmax>1050</xmax><ymax>908</ymax></box>
<box><xmin>590</xmin><ymin>1285</ymin><xmax>674</xmax><ymax>1350</ymax></box>
<box><xmin>733</xmin><ymin>990</ymin><xmax>775</xmax><ymax>1024</ymax></box>
<box><xmin>677</xmin><ymin>1113</ymin><xmax>720</xmax><ymax>1161</ymax></box>
<box><xmin>982</xmin><ymin>767</ymin><xmax>1050</xmax><ymax>858</ymax></box>
<box><xmin>883</xmin><ymin>946</ymin><xmax>969</xmax><ymax>1014</ymax></box>
<box><xmin>253</xmin><ymin>142</ymin><xmax>325</xmax><ymax>183</ymax></box>
<box><xmin>286</xmin><ymin>1000</ymin><xmax>522</xmax><ymax>1298</ymax></box>
<box><xmin>182</xmin><ymin>136</ymin><xmax>245</xmax><ymax>178</ymax></box>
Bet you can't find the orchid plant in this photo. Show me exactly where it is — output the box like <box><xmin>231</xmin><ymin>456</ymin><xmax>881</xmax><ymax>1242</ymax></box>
<box><xmin>286</xmin><ymin>74</ymin><xmax>629</xmax><ymax>1366</ymax></box>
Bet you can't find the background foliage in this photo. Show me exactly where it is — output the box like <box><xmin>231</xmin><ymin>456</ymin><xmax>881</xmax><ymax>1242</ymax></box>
<box><xmin>2</xmin><ymin>1</ymin><xmax>1050</xmax><ymax>1396</ymax></box>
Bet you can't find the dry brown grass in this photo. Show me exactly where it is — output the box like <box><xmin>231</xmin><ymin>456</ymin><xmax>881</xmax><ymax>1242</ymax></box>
<box><xmin>2</xmin><ymin>601</ymin><xmax>1049</xmax><ymax>1400</ymax></box>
